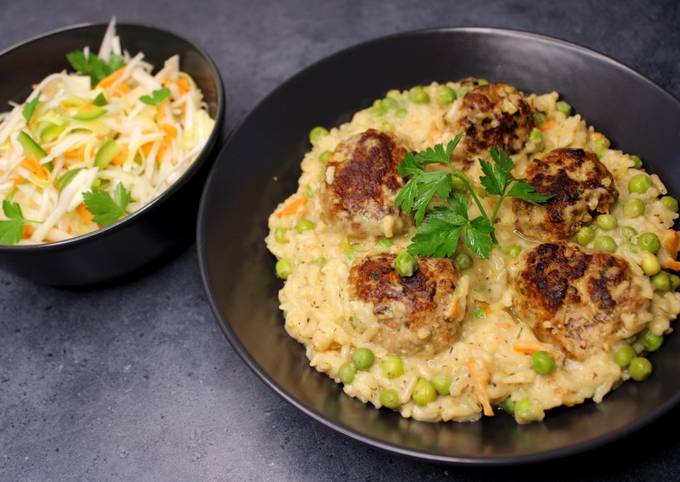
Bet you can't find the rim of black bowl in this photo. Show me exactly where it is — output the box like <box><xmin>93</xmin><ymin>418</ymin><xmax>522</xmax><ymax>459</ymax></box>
<box><xmin>197</xmin><ymin>26</ymin><xmax>680</xmax><ymax>465</ymax></box>
<box><xmin>0</xmin><ymin>21</ymin><xmax>225</xmax><ymax>252</ymax></box>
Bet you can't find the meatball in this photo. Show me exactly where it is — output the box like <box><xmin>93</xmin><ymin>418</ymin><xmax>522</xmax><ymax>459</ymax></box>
<box><xmin>320</xmin><ymin>129</ymin><xmax>409</xmax><ymax>238</ymax></box>
<box><xmin>447</xmin><ymin>82</ymin><xmax>533</xmax><ymax>157</ymax></box>
<box><xmin>349</xmin><ymin>254</ymin><xmax>465</xmax><ymax>356</ymax></box>
<box><xmin>512</xmin><ymin>148</ymin><xmax>618</xmax><ymax>241</ymax></box>
<box><xmin>511</xmin><ymin>242</ymin><xmax>650</xmax><ymax>360</ymax></box>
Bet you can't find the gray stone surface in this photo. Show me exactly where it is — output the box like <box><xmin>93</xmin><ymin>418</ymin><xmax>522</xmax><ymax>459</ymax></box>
<box><xmin>1</xmin><ymin>0</ymin><xmax>680</xmax><ymax>480</ymax></box>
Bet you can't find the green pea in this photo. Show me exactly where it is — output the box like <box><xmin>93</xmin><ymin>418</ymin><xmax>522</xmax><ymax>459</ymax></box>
<box><xmin>506</xmin><ymin>244</ymin><xmax>522</xmax><ymax>259</ymax></box>
<box><xmin>590</xmin><ymin>133</ymin><xmax>610</xmax><ymax>157</ymax></box>
<box><xmin>613</xmin><ymin>345</ymin><xmax>636</xmax><ymax>368</ymax></box>
<box><xmin>381</xmin><ymin>355</ymin><xmax>404</xmax><ymax>379</ymax></box>
<box><xmin>274</xmin><ymin>227</ymin><xmax>288</xmax><ymax>243</ymax></box>
<box><xmin>500</xmin><ymin>397</ymin><xmax>515</xmax><ymax>415</ymax></box>
<box><xmin>652</xmin><ymin>271</ymin><xmax>671</xmax><ymax>292</ymax></box>
<box><xmin>305</xmin><ymin>185</ymin><xmax>314</xmax><ymax>198</ymax></box>
<box><xmin>637</xmin><ymin>232</ymin><xmax>660</xmax><ymax>253</ymax></box>
<box><xmin>454</xmin><ymin>252</ymin><xmax>472</xmax><ymax>270</ymax></box>
<box><xmin>575</xmin><ymin>226</ymin><xmax>596</xmax><ymax>246</ymax></box>
<box><xmin>381</xmin><ymin>97</ymin><xmax>398</xmax><ymax>111</ymax></box>
<box><xmin>556</xmin><ymin>100</ymin><xmax>572</xmax><ymax>117</ymax></box>
<box><xmin>628</xmin><ymin>174</ymin><xmax>652</xmax><ymax>194</ymax></box>
<box><xmin>623</xmin><ymin>198</ymin><xmax>645</xmax><ymax>218</ymax></box>
<box><xmin>594</xmin><ymin>235</ymin><xmax>617</xmax><ymax>253</ymax></box>
<box><xmin>533</xmin><ymin>112</ymin><xmax>548</xmax><ymax>125</ymax></box>
<box><xmin>436</xmin><ymin>85</ymin><xmax>456</xmax><ymax>105</ymax></box>
<box><xmin>641</xmin><ymin>252</ymin><xmax>661</xmax><ymax>276</ymax></box>
<box><xmin>431</xmin><ymin>373</ymin><xmax>452</xmax><ymax>395</ymax></box>
<box><xmin>377</xmin><ymin>238</ymin><xmax>393</xmax><ymax>249</ymax></box>
<box><xmin>596</xmin><ymin>214</ymin><xmax>617</xmax><ymax>230</ymax></box>
<box><xmin>529</xmin><ymin>127</ymin><xmax>542</xmax><ymax>142</ymax></box>
<box><xmin>455</xmin><ymin>85</ymin><xmax>471</xmax><ymax>98</ymax></box>
<box><xmin>408</xmin><ymin>86</ymin><xmax>430</xmax><ymax>104</ymax></box>
<box><xmin>319</xmin><ymin>150</ymin><xmax>332</xmax><ymax>164</ymax></box>
<box><xmin>531</xmin><ymin>351</ymin><xmax>556</xmax><ymax>375</ymax></box>
<box><xmin>339</xmin><ymin>362</ymin><xmax>356</xmax><ymax>384</ymax></box>
<box><xmin>628</xmin><ymin>357</ymin><xmax>652</xmax><ymax>381</ymax></box>
<box><xmin>275</xmin><ymin>258</ymin><xmax>293</xmax><ymax>280</ymax></box>
<box><xmin>352</xmin><ymin>348</ymin><xmax>375</xmax><ymax>370</ymax></box>
<box><xmin>295</xmin><ymin>219</ymin><xmax>316</xmax><ymax>233</ymax></box>
<box><xmin>380</xmin><ymin>389</ymin><xmax>401</xmax><ymax>409</ymax></box>
<box><xmin>395</xmin><ymin>251</ymin><xmax>417</xmax><ymax>277</ymax></box>
<box><xmin>641</xmin><ymin>330</ymin><xmax>664</xmax><ymax>352</ymax></box>
<box><xmin>620</xmin><ymin>226</ymin><xmax>637</xmax><ymax>239</ymax></box>
<box><xmin>412</xmin><ymin>379</ymin><xmax>437</xmax><ymax>406</ymax></box>
<box><xmin>661</xmin><ymin>195</ymin><xmax>679</xmax><ymax>212</ymax></box>
<box><xmin>309</xmin><ymin>126</ymin><xmax>329</xmax><ymax>144</ymax></box>
<box><xmin>381</xmin><ymin>121</ymin><xmax>395</xmax><ymax>132</ymax></box>
<box><xmin>371</xmin><ymin>99</ymin><xmax>387</xmax><ymax>116</ymax></box>
<box><xmin>630</xmin><ymin>155</ymin><xmax>642</xmax><ymax>169</ymax></box>
<box><xmin>514</xmin><ymin>398</ymin><xmax>535</xmax><ymax>421</ymax></box>
<box><xmin>671</xmin><ymin>274</ymin><xmax>680</xmax><ymax>291</ymax></box>
<box><xmin>395</xmin><ymin>107</ymin><xmax>408</xmax><ymax>117</ymax></box>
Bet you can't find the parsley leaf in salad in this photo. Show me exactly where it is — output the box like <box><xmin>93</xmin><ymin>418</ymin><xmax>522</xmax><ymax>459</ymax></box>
<box><xmin>397</xmin><ymin>138</ymin><xmax>551</xmax><ymax>260</ymax></box>
<box><xmin>82</xmin><ymin>183</ymin><xmax>131</xmax><ymax>226</ymax></box>
<box><xmin>139</xmin><ymin>88</ymin><xmax>171</xmax><ymax>106</ymax></box>
<box><xmin>65</xmin><ymin>50</ymin><xmax>125</xmax><ymax>86</ymax></box>
<box><xmin>0</xmin><ymin>200</ymin><xmax>26</xmax><ymax>244</ymax></box>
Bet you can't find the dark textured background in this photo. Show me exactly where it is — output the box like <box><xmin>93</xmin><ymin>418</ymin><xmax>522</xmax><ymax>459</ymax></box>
<box><xmin>2</xmin><ymin>1</ymin><xmax>680</xmax><ymax>480</ymax></box>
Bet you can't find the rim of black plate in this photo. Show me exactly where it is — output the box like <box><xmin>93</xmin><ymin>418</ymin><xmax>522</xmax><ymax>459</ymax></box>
<box><xmin>197</xmin><ymin>25</ymin><xmax>680</xmax><ymax>465</ymax></box>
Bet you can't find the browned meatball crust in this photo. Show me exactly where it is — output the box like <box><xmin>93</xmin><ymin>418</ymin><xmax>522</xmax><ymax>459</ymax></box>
<box><xmin>320</xmin><ymin>129</ymin><xmax>409</xmax><ymax>238</ymax></box>
<box><xmin>349</xmin><ymin>254</ymin><xmax>461</xmax><ymax>356</ymax></box>
<box><xmin>513</xmin><ymin>148</ymin><xmax>618</xmax><ymax>241</ymax></box>
<box><xmin>449</xmin><ymin>83</ymin><xmax>533</xmax><ymax>157</ymax></box>
<box><xmin>511</xmin><ymin>242</ymin><xmax>650</xmax><ymax>360</ymax></box>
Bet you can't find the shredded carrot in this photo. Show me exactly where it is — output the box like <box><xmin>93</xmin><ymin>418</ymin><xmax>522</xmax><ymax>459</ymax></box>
<box><xmin>22</xmin><ymin>224</ymin><xmax>32</xmax><ymax>239</ymax></box>
<box><xmin>114</xmin><ymin>82</ymin><xmax>130</xmax><ymax>96</ymax></box>
<box><xmin>177</xmin><ymin>78</ymin><xmax>190</xmax><ymax>94</ymax></box>
<box><xmin>468</xmin><ymin>360</ymin><xmax>494</xmax><ymax>417</ymax></box>
<box><xmin>64</xmin><ymin>145</ymin><xmax>86</xmax><ymax>160</ymax></box>
<box><xmin>21</xmin><ymin>157</ymin><xmax>49</xmax><ymax>180</ymax></box>
<box><xmin>12</xmin><ymin>177</ymin><xmax>25</xmax><ymax>187</ymax></box>
<box><xmin>43</xmin><ymin>85</ymin><xmax>56</xmax><ymax>97</ymax></box>
<box><xmin>141</xmin><ymin>143</ymin><xmax>154</xmax><ymax>156</ymax></box>
<box><xmin>110</xmin><ymin>146</ymin><xmax>128</xmax><ymax>166</ymax></box>
<box><xmin>77</xmin><ymin>203</ymin><xmax>93</xmax><ymax>223</ymax></box>
<box><xmin>160</xmin><ymin>124</ymin><xmax>177</xmax><ymax>148</ymax></box>
<box><xmin>98</xmin><ymin>67</ymin><xmax>125</xmax><ymax>88</ymax></box>
<box><xmin>539</xmin><ymin>119</ymin><xmax>557</xmax><ymax>131</ymax></box>
<box><xmin>276</xmin><ymin>196</ymin><xmax>306</xmax><ymax>218</ymax></box>
<box><xmin>512</xmin><ymin>342</ymin><xmax>546</xmax><ymax>355</ymax></box>
<box><xmin>664</xmin><ymin>260</ymin><xmax>680</xmax><ymax>272</ymax></box>
<box><xmin>663</xmin><ymin>230</ymin><xmax>679</xmax><ymax>259</ymax></box>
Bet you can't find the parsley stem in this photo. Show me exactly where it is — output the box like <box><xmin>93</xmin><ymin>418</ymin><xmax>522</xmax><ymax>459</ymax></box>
<box><xmin>452</xmin><ymin>172</ymin><xmax>489</xmax><ymax>221</ymax></box>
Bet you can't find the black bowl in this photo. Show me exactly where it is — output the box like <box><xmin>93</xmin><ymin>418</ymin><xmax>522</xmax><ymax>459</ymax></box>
<box><xmin>0</xmin><ymin>22</ymin><xmax>224</xmax><ymax>286</ymax></box>
<box><xmin>197</xmin><ymin>27</ymin><xmax>680</xmax><ymax>464</ymax></box>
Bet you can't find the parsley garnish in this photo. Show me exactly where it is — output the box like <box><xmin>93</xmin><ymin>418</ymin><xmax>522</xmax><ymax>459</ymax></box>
<box><xmin>139</xmin><ymin>88</ymin><xmax>171</xmax><ymax>106</ymax></box>
<box><xmin>22</xmin><ymin>93</ymin><xmax>41</xmax><ymax>123</ymax></box>
<box><xmin>0</xmin><ymin>200</ymin><xmax>26</xmax><ymax>244</ymax></box>
<box><xmin>397</xmin><ymin>137</ymin><xmax>552</xmax><ymax>260</ymax></box>
<box><xmin>82</xmin><ymin>183</ymin><xmax>131</xmax><ymax>226</ymax></box>
<box><xmin>65</xmin><ymin>51</ymin><xmax>125</xmax><ymax>86</ymax></box>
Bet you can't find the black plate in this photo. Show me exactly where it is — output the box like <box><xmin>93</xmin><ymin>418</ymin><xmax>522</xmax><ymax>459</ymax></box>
<box><xmin>0</xmin><ymin>22</ymin><xmax>224</xmax><ymax>286</ymax></box>
<box><xmin>197</xmin><ymin>27</ymin><xmax>680</xmax><ymax>464</ymax></box>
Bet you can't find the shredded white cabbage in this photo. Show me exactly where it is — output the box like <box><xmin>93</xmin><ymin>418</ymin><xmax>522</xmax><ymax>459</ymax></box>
<box><xmin>0</xmin><ymin>18</ymin><xmax>215</xmax><ymax>244</ymax></box>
